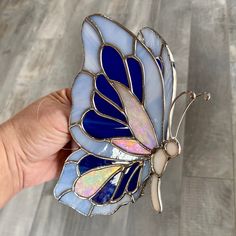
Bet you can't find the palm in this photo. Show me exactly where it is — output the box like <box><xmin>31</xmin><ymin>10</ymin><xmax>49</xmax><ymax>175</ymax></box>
<box><xmin>10</xmin><ymin>89</ymin><xmax>72</xmax><ymax>188</ymax></box>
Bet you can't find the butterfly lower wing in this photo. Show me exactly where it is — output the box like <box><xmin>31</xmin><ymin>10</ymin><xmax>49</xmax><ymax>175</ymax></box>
<box><xmin>54</xmin><ymin>149</ymin><xmax>151</xmax><ymax>216</ymax></box>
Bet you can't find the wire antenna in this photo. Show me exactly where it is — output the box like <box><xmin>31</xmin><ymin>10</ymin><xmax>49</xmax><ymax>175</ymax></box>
<box><xmin>168</xmin><ymin>91</ymin><xmax>211</xmax><ymax>139</ymax></box>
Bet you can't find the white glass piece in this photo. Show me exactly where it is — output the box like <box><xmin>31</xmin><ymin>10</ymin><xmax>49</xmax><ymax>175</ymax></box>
<box><xmin>111</xmin><ymin>147</ymin><xmax>142</xmax><ymax>161</ymax></box>
<box><xmin>135</xmin><ymin>41</ymin><xmax>164</xmax><ymax>144</ymax></box>
<box><xmin>82</xmin><ymin>20</ymin><xmax>102</xmax><ymax>73</ymax></box>
<box><xmin>91</xmin><ymin>194</ymin><xmax>131</xmax><ymax>216</ymax></box>
<box><xmin>70</xmin><ymin>72</ymin><xmax>93</xmax><ymax>124</ymax></box>
<box><xmin>165</xmin><ymin>140</ymin><xmax>179</xmax><ymax>157</ymax></box>
<box><xmin>151</xmin><ymin>175</ymin><xmax>162</xmax><ymax>213</ymax></box>
<box><xmin>152</xmin><ymin>149</ymin><xmax>168</xmax><ymax>176</ymax></box>
<box><xmin>59</xmin><ymin>191</ymin><xmax>92</xmax><ymax>216</ymax></box>
<box><xmin>114</xmin><ymin>82</ymin><xmax>157</xmax><ymax>149</ymax></box>
<box><xmin>139</xmin><ymin>28</ymin><xmax>162</xmax><ymax>57</ymax></box>
<box><xmin>89</xmin><ymin>15</ymin><xmax>133</xmax><ymax>56</ymax></box>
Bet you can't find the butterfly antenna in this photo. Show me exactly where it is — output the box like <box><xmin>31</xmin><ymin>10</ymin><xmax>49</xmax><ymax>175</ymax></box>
<box><xmin>168</xmin><ymin>91</ymin><xmax>211</xmax><ymax>139</ymax></box>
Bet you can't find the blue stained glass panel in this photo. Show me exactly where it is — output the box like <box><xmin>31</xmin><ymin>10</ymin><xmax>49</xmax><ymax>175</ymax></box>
<box><xmin>96</xmin><ymin>74</ymin><xmax>123</xmax><ymax>108</ymax></box>
<box><xmin>93</xmin><ymin>92</ymin><xmax>126</xmax><ymax>122</ymax></box>
<box><xmin>127</xmin><ymin>166</ymin><xmax>141</xmax><ymax>192</ymax></box>
<box><xmin>156</xmin><ymin>58</ymin><xmax>164</xmax><ymax>72</ymax></box>
<box><xmin>102</xmin><ymin>46</ymin><xmax>129</xmax><ymax>87</ymax></box>
<box><xmin>92</xmin><ymin>173</ymin><xmax>120</xmax><ymax>204</ymax></box>
<box><xmin>82</xmin><ymin>110</ymin><xmax>132</xmax><ymax>139</ymax></box>
<box><xmin>79</xmin><ymin>155</ymin><xmax>114</xmax><ymax>175</ymax></box>
<box><xmin>112</xmin><ymin>162</ymin><xmax>139</xmax><ymax>200</ymax></box>
<box><xmin>127</xmin><ymin>57</ymin><xmax>143</xmax><ymax>102</ymax></box>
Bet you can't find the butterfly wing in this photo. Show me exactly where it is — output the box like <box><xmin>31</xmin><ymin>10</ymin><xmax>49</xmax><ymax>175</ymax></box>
<box><xmin>54</xmin><ymin>149</ymin><xmax>151</xmax><ymax>216</ymax></box>
<box><xmin>138</xmin><ymin>27</ymin><xmax>177</xmax><ymax>140</ymax></box>
<box><xmin>70</xmin><ymin>14</ymin><xmax>165</xmax><ymax>152</ymax></box>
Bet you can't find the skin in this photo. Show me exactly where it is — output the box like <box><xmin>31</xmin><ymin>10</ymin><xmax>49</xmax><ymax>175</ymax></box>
<box><xmin>0</xmin><ymin>88</ymin><xmax>72</xmax><ymax>208</ymax></box>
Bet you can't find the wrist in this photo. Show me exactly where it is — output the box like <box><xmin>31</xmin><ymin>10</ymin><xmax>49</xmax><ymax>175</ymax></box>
<box><xmin>0</xmin><ymin>120</ymin><xmax>23</xmax><ymax>207</ymax></box>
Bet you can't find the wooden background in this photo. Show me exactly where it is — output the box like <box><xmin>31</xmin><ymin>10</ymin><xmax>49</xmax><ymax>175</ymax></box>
<box><xmin>0</xmin><ymin>0</ymin><xmax>235</xmax><ymax>235</ymax></box>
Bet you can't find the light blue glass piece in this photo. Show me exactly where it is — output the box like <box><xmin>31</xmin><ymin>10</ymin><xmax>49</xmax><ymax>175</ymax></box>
<box><xmin>70</xmin><ymin>72</ymin><xmax>93</xmax><ymax>124</ymax></box>
<box><xmin>139</xmin><ymin>27</ymin><xmax>162</xmax><ymax>57</ymax></box>
<box><xmin>82</xmin><ymin>20</ymin><xmax>102</xmax><ymax>73</ymax></box>
<box><xmin>70</xmin><ymin>125</ymin><xmax>114</xmax><ymax>157</ymax></box>
<box><xmin>89</xmin><ymin>15</ymin><xmax>133</xmax><ymax>56</ymax></box>
<box><xmin>59</xmin><ymin>191</ymin><xmax>92</xmax><ymax>216</ymax></box>
<box><xmin>132</xmin><ymin>187</ymin><xmax>142</xmax><ymax>201</ymax></box>
<box><xmin>141</xmin><ymin>160</ymin><xmax>151</xmax><ymax>182</ymax></box>
<box><xmin>91</xmin><ymin>194</ymin><xmax>131</xmax><ymax>216</ymax></box>
<box><xmin>139</xmin><ymin>27</ymin><xmax>176</xmax><ymax>140</ymax></box>
<box><xmin>54</xmin><ymin>163</ymin><xmax>78</xmax><ymax>198</ymax></box>
<box><xmin>135</xmin><ymin>41</ymin><xmax>164</xmax><ymax>144</ymax></box>
<box><xmin>161</xmin><ymin>46</ymin><xmax>175</xmax><ymax>138</ymax></box>
<box><xmin>67</xmin><ymin>149</ymin><xmax>86</xmax><ymax>162</ymax></box>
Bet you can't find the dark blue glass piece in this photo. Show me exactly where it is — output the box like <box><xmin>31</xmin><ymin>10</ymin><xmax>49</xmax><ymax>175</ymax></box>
<box><xmin>127</xmin><ymin>57</ymin><xmax>143</xmax><ymax>102</ymax></box>
<box><xmin>127</xmin><ymin>166</ymin><xmax>141</xmax><ymax>192</ymax></box>
<box><xmin>82</xmin><ymin>110</ymin><xmax>132</xmax><ymax>139</ymax></box>
<box><xmin>96</xmin><ymin>74</ymin><xmax>123</xmax><ymax>108</ymax></box>
<box><xmin>156</xmin><ymin>57</ymin><xmax>164</xmax><ymax>72</ymax></box>
<box><xmin>102</xmin><ymin>46</ymin><xmax>129</xmax><ymax>87</ymax></box>
<box><xmin>79</xmin><ymin>155</ymin><xmax>114</xmax><ymax>175</ymax></box>
<box><xmin>112</xmin><ymin>162</ymin><xmax>139</xmax><ymax>200</ymax></box>
<box><xmin>94</xmin><ymin>92</ymin><xmax>126</xmax><ymax>122</ymax></box>
<box><xmin>92</xmin><ymin>172</ymin><xmax>120</xmax><ymax>204</ymax></box>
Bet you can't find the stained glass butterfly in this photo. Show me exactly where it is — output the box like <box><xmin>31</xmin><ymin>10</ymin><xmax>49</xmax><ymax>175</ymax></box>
<box><xmin>54</xmin><ymin>14</ymin><xmax>210</xmax><ymax>216</ymax></box>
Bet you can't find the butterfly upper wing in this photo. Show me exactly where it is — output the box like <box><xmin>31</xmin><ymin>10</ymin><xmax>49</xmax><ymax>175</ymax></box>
<box><xmin>70</xmin><ymin>14</ymin><xmax>165</xmax><ymax>153</ymax></box>
<box><xmin>138</xmin><ymin>27</ymin><xmax>177</xmax><ymax>140</ymax></box>
<box><xmin>55</xmin><ymin>14</ymin><xmax>167</xmax><ymax>216</ymax></box>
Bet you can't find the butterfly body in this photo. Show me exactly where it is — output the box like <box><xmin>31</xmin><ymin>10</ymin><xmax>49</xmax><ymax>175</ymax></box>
<box><xmin>54</xmin><ymin>14</ymin><xmax>209</xmax><ymax>216</ymax></box>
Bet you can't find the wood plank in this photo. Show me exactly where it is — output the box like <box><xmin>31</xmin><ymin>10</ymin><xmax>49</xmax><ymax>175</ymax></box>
<box><xmin>227</xmin><ymin>0</ymin><xmax>236</xmax><ymax>208</ymax></box>
<box><xmin>183</xmin><ymin>0</ymin><xmax>233</xmax><ymax>179</ymax></box>
<box><xmin>227</xmin><ymin>0</ymin><xmax>236</xmax><ymax>24</ymax></box>
<box><xmin>180</xmin><ymin>0</ymin><xmax>235</xmax><ymax>235</ymax></box>
<box><xmin>180</xmin><ymin>177</ymin><xmax>234</xmax><ymax>236</ymax></box>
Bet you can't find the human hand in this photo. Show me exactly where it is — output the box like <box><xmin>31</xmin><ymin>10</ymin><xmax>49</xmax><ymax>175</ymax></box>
<box><xmin>0</xmin><ymin>88</ymin><xmax>72</xmax><ymax>207</ymax></box>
